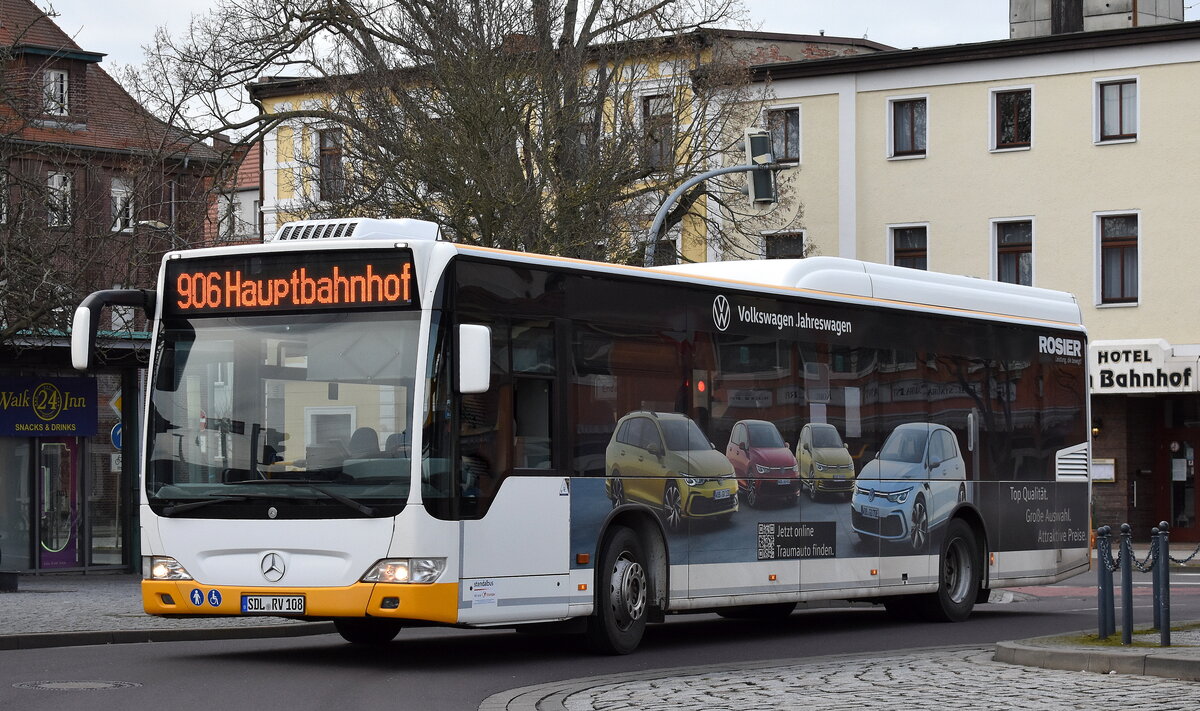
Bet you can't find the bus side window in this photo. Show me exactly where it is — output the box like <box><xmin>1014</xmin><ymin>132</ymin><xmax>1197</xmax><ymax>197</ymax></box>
<box><xmin>511</xmin><ymin>323</ymin><xmax>555</xmax><ymax>470</ymax></box>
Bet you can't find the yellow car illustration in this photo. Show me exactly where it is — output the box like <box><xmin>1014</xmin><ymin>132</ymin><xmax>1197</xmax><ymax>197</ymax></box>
<box><xmin>796</xmin><ymin>423</ymin><xmax>856</xmax><ymax>499</ymax></box>
<box><xmin>605</xmin><ymin>411</ymin><xmax>737</xmax><ymax>530</ymax></box>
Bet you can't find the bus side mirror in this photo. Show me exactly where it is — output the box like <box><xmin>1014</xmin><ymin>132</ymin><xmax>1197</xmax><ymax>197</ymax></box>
<box><xmin>72</xmin><ymin>289</ymin><xmax>157</xmax><ymax>371</ymax></box>
<box><xmin>457</xmin><ymin>324</ymin><xmax>491</xmax><ymax>394</ymax></box>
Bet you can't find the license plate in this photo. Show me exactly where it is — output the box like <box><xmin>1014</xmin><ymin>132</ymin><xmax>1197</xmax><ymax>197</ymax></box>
<box><xmin>834</xmin><ymin>473</ymin><xmax>848</xmax><ymax>479</ymax></box>
<box><xmin>861</xmin><ymin>505</ymin><xmax>880</xmax><ymax>518</ymax></box>
<box><xmin>714</xmin><ymin>488</ymin><xmax>731</xmax><ymax>500</ymax></box>
<box><xmin>241</xmin><ymin>595</ymin><xmax>305</xmax><ymax>614</ymax></box>
<box><xmin>778</xmin><ymin>479</ymin><xmax>793</xmax><ymax>486</ymax></box>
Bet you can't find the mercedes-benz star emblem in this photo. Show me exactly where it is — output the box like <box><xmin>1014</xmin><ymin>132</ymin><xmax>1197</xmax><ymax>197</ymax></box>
<box><xmin>261</xmin><ymin>552</ymin><xmax>286</xmax><ymax>582</ymax></box>
<box><xmin>712</xmin><ymin>295</ymin><xmax>731</xmax><ymax>332</ymax></box>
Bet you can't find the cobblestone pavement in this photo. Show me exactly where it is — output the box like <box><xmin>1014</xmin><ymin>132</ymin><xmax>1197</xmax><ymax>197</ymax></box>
<box><xmin>556</xmin><ymin>646</ymin><xmax>1200</xmax><ymax>711</ymax></box>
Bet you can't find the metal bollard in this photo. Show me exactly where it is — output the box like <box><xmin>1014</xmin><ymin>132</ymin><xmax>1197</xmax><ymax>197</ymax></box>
<box><xmin>1097</xmin><ymin>526</ymin><xmax>1113</xmax><ymax>640</ymax></box>
<box><xmin>1152</xmin><ymin>526</ymin><xmax>1162</xmax><ymax>631</ymax></box>
<box><xmin>1121</xmin><ymin>523</ymin><xmax>1133</xmax><ymax>645</ymax></box>
<box><xmin>1160</xmin><ymin>521</ymin><xmax>1171</xmax><ymax>647</ymax></box>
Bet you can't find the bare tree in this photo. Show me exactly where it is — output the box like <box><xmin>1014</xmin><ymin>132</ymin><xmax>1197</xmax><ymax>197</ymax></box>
<box><xmin>0</xmin><ymin>1</ymin><xmax>229</xmax><ymax>352</ymax></box>
<box><xmin>129</xmin><ymin>0</ymin><xmax>802</xmax><ymax>264</ymax></box>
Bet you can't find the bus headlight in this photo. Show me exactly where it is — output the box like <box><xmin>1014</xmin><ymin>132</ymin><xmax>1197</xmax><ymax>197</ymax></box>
<box><xmin>362</xmin><ymin>558</ymin><xmax>446</xmax><ymax>584</ymax></box>
<box><xmin>143</xmin><ymin>556</ymin><xmax>193</xmax><ymax>581</ymax></box>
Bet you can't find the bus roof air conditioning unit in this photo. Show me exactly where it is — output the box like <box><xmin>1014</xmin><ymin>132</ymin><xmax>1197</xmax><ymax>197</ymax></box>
<box><xmin>269</xmin><ymin>217</ymin><xmax>441</xmax><ymax>243</ymax></box>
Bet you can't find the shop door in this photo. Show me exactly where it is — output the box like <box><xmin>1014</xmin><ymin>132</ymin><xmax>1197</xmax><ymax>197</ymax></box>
<box><xmin>1160</xmin><ymin>433</ymin><xmax>1199</xmax><ymax>541</ymax></box>
<box><xmin>38</xmin><ymin>438</ymin><xmax>82</xmax><ymax>568</ymax></box>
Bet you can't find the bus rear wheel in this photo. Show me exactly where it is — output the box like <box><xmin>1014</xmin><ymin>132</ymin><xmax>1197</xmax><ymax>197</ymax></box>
<box><xmin>334</xmin><ymin>618</ymin><xmax>402</xmax><ymax>645</ymax></box>
<box><xmin>923</xmin><ymin>519</ymin><xmax>980</xmax><ymax>622</ymax></box>
<box><xmin>586</xmin><ymin>526</ymin><xmax>649</xmax><ymax>655</ymax></box>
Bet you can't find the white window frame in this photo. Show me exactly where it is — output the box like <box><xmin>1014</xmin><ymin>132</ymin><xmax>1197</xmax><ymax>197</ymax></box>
<box><xmin>764</xmin><ymin>104</ymin><xmax>802</xmax><ymax>164</ymax></box>
<box><xmin>638</xmin><ymin>88</ymin><xmax>675</xmax><ymax>173</ymax></box>
<box><xmin>1094</xmin><ymin>209</ymin><xmax>1141</xmax><ymax>308</ymax></box>
<box><xmin>1093</xmin><ymin>76</ymin><xmax>1139</xmax><ymax>145</ymax></box>
<box><xmin>111</xmin><ymin>177</ymin><xmax>134</xmax><ymax>232</ymax></box>
<box><xmin>760</xmin><ymin>229</ymin><xmax>806</xmax><ymax>259</ymax></box>
<box><xmin>990</xmin><ymin>216</ymin><xmax>1035</xmax><ymax>285</ymax></box>
<box><xmin>43</xmin><ymin>69</ymin><xmax>69</xmax><ymax>116</ymax></box>
<box><xmin>304</xmin><ymin>406</ymin><xmax>357</xmax><ymax>447</ymax></box>
<box><xmin>47</xmin><ymin>172</ymin><xmax>72</xmax><ymax>227</ymax></box>
<box><xmin>988</xmin><ymin>85</ymin><xmax>1034</xmax><ymax>153</ymax></box>
<box><xmin>886</xmin><ymin>222</ymin><xmax>930</xmax><ymax>269</ymax></box>
<box><xmin>316</xmin><ymin>125</ymin><xmax>346</xmax><ymax>203</ymax></box>
<box><xmin>886</xmin><ymin>94</ymin><xmax>929</xmax><ymax>160</ymax></box>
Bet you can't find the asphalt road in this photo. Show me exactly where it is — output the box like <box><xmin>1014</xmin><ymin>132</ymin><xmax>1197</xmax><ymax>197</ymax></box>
<box><xmin>3</xmin><ymin>569</ymin><xmax>1199</xmax><ymax>711</ymax></box>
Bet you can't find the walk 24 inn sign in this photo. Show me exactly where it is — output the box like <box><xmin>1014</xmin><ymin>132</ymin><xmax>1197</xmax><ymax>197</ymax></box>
<box><xmin>0</xmin><ymin>377</ymin><xmax>97</xmax><ymax>436</ymax></box>
<box><xmin>1089</xmin><ymin>339</ymin><xmax>1198</xmax><ymax>394</ymax></box>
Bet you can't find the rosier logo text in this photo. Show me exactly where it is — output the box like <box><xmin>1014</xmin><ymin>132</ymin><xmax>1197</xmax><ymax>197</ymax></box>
<box><xmin>1038</xmin><ymin>336</ymin><xmax>1082</xmax><ymax>358</ymax></box>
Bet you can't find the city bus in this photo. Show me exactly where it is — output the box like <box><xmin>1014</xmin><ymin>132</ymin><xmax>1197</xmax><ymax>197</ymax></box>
<box><xmin>71</xmin><ymin>217</ymin><xmax>1091</xmax><ymax>654</ymax></box>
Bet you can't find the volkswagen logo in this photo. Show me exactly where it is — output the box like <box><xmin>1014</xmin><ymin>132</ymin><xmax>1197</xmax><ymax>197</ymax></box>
<box><xmin>260</xmin><ymin>552</ymin><xmax>286</xmax><ymax>582</ymax></box>
<box><xmin>712</xmin><ymin>295</ymin><xmax>731</xmax><ymax>332</ymax></box>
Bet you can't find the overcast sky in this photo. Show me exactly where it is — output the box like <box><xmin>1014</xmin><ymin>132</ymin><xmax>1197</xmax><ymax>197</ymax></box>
<box><xmin>47</xmin><ymin>0</ymin><xmax>1200</xmax><ymax>69</ymax></box>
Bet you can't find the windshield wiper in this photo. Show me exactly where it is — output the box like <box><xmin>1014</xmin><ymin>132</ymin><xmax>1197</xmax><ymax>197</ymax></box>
<box><xmin>161</xmin><ymin>495</ymin><xmax>251</xmax><ymax>516</ymax></box>
<box><xmin>228</xmin><ymin>479</ymin><xmax>377</xmax><ymax>516</ymax></box>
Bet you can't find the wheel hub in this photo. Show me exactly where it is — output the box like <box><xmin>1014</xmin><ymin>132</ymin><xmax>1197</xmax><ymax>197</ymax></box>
<box><xmin>610</xmin><ymin>554</ymin><xmax>647</xmax><ymax>628</ymax></box>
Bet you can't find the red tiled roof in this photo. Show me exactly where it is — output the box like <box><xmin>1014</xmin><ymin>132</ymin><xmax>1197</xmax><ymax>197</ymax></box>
<box><xmin>0</xmin><ymin>0</ymin><xmax>85</xmax><ymax>51</ymax></box>
<box><xmin>1</xmin><ymin>0</ymin><xmax>220</xmax><ymax>162</ymax></box>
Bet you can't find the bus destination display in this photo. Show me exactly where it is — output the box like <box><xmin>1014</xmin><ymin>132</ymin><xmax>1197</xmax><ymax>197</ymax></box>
<box><xmin>164</xmin><ymin>251</ymin><xmax>417</xmax><ymax>316</ymax></box>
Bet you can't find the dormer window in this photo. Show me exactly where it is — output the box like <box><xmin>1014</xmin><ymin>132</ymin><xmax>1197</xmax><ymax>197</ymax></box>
<box><xmin>43</xmin><ymin>69</ymin><xmax>69</xmax><ymax>115</ymax></box>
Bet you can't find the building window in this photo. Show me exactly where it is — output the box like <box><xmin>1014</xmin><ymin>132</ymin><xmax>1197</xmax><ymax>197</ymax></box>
<box><xmin>891</xmin><ymin>226</ymin><xmax>927</xmax><ymax>270</ymax></box>
<box><xmin>890</xmin><ymin>98</ymin><xmax>926</xmax><ymax>157</ymax></box>
<box><xmin>1098</xmin><ymin>79</ymin><xmax>1137</xmax><ymax>141</ymax></box>
<box><xmin>994</xmin><ymin>89</ymin><xmax>1031</xmax><ymax>149</ymax></box>
<box><xmin>995</xmin><ymin>220</ymin><xmax>1033</xmax><ymax>286</ymax></box>
<box><xmin>1099</xmin><ymin>214</ymin><xmax>1138</xmax><ymax>304</ymax></box>
<box><xmin>1052</xmin><ymin>0</ymin><xmax>1083</xmax><ymax>33</ymax></box>
<box><xmin>651</xmin><ymin>238</ymin><xmax>676</xmax><ymax>266</ymax></box>
<box><xmin>764</xmin><ymin>231</ymin><xmax>805</xmax><ymax>259</ymax></box>
<box><xmin>47</xmin><ymin>172</ymin><xmax>72</xmax><ymax>227</ymax></box>
<box><xmin>642</xmin><ymin>94</ymin><xmax>673</xmax><ymax>171</ymax></box>
<box><xmin>767</xmin><ymin>107</ymin><xmax>799</xmax><ymax>163</ymax></box>
<box><xmin>318</xmin><ymin>128</ymin><xmax>345</xmax><ymax>201</ymax></box>
<box><xmin>43</xmin><ymin>69</ymin><xmax>69</xmax><ymax>115</ymax></box>
<box><xmin>111</xmin><ymin>177</ymin><xmax>134</xmax><ymax>231</ymax></box>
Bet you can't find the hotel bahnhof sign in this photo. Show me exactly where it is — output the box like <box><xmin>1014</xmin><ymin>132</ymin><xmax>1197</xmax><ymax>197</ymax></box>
<box><xmin>0</xmin><ymin>376</ymin><xmax>97</xmax><ymax>437</ymax></box>
<box><xmin>1089</xmin><ymin>339</ymin><xmax>1198</xmax><ymax>394</ymax></box>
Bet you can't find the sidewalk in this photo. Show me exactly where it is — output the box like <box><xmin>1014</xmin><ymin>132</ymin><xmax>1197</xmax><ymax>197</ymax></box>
<box><xmin>0</xmin><ymin>573</ymin><xmax>332</xmax><ymax>650</ymax></box>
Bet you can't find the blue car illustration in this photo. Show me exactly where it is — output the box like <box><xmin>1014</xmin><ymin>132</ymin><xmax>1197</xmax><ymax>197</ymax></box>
<box><xmin>850</xmin><ymin>423</ymin><xmax>967</xmax><ymax>552</ymax></box>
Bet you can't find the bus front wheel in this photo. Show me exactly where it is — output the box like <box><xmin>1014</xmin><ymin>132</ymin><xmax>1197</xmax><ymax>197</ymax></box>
<box><xmin>334</xmin><ymin>618</ymin><xmax>402</xmax><ymax>645</ymax></box>
<box><xmin>586</xmin><ymin>526</ymin><xmax>648</xmax><ymax>655</ymax></box>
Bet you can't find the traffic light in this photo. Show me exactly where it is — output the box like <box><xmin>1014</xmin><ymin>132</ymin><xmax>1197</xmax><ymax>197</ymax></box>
<box><xmin>744</xmin><ymin>128</ymin><xmax>776</xmax><ymax>204</ymax></box>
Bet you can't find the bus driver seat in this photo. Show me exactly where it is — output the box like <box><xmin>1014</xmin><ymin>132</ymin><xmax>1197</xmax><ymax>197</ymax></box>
<box><xmin>348</xmin><ymin>427</ymin><xmax>381</xmax><ymax>459</ymax></box>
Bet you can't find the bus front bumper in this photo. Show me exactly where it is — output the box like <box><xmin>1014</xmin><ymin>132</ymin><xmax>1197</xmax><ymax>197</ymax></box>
<box><xmin>142</xmin><ymin>580</ymin><xmax>459</xmax><ymax>623</ymax></box>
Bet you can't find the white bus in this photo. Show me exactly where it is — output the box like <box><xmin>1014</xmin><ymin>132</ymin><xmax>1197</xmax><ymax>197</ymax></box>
<box><xmin>72</xmin><ymin>217</ymin><xmax>1091</xmax><ymax>654</ymax></box>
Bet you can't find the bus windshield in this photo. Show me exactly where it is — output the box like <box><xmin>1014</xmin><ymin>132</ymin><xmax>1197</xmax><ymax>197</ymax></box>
<box><xmin>146</xmin><ymin>311</ymin><xmax>420</xmax><ymax>518</ymax></box>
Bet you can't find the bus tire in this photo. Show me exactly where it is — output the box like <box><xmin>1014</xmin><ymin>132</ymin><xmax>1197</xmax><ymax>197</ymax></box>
<box><xmin>922</xmin><ymin>518</ymin><xmax>980</xmax><ymax>622</ymax></box>
<box><xmin>334</xmin><ymin>618</ymin><xmax>402</xmax><ymax>645</ymax></box>
<box><xmin>586</xmin><ymin>526</ymin><xmax>648</xmax><ymax>655</ymax></box>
